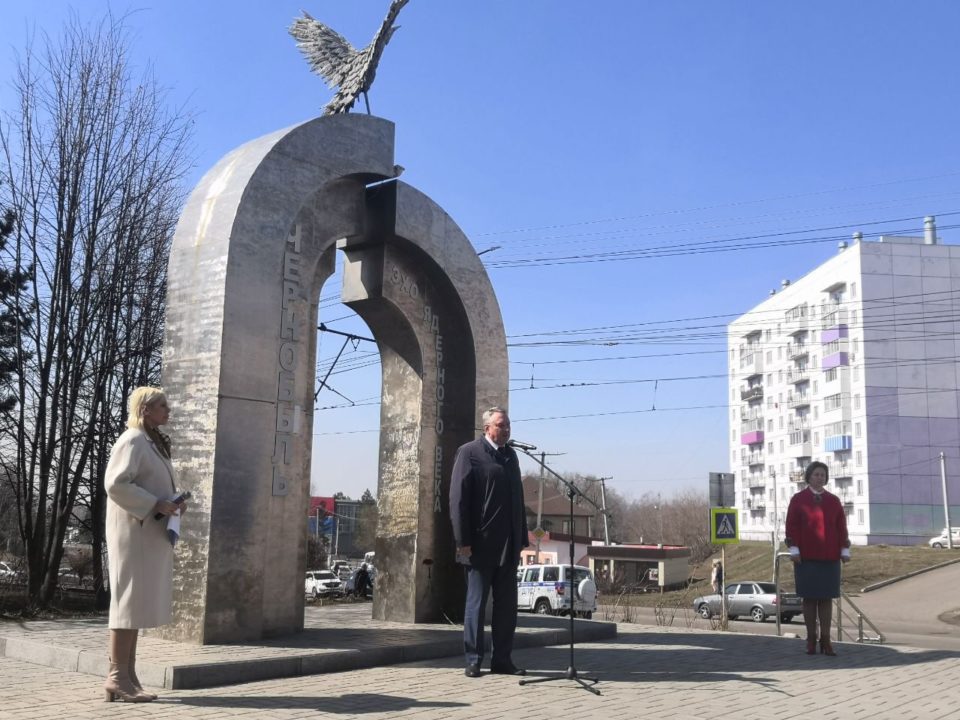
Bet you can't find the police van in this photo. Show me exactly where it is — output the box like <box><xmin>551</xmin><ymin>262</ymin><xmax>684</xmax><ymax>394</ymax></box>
<box><xmin>516</xmin><ymin>563</ymin><xmax>597</xmax><ymax>619</ymax></box>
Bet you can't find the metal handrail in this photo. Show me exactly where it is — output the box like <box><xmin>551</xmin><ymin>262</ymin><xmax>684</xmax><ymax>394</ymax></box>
<box><xmin>835</xmin><ymin>591</ymin><xmax>885</xmax><ymax>644</ymax></box>
<box><xmin>774</xmin><ymin>551</ymin><xmax>884</xmax><ymax>643</ymax></box>
<box><xmin>773</xmin><ymin>552</ymin><xmax>792</xmax><ymax>637</ymax></box>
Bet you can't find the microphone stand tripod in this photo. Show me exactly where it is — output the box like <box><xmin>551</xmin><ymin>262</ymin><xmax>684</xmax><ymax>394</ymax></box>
<box><xmin>513</xmin><ymin>446</ymin><xmax>602</xmax><ymax>696</ymax></box>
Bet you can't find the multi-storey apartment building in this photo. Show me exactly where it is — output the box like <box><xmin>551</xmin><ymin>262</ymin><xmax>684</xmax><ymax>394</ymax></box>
<box><xmin>728</xmin><ymin>217</ymin><xmax>960</xmax><ymax>545</ymax></box>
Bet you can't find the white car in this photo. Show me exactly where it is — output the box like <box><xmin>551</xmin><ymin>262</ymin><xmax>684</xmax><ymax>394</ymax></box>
<box><xmin>928</xmin><ymin>529</ymin><xmax>960</xmax><ymax>548</ymax></box>
<box><xmin>517</xmin><ymin>563</ymin><xmax>597</xmax><ymax>619</ymax></box>
<box><xmin>305</xmin><ymin>570</ymin><xmax>343</xmax><ymax>598</ymax></box>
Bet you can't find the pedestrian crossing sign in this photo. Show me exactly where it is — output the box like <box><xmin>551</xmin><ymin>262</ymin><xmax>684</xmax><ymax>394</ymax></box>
<box><xmin>710</xmin><ymin>507</ymin><xmax>739</xmax><ymax>544</ymax></box>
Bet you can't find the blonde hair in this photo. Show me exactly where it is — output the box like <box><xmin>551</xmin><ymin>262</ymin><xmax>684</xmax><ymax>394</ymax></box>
<box><xmin>127</xmin><ymin>386</ymin><xmax>167</xmax><ymax>431</ymax></box>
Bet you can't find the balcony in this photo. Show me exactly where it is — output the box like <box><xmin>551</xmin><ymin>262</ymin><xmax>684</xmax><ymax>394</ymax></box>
<box><xmin>825</xmin><ymin>435</ymin><xmax>853</xmax><ymax>452</ymax></box>
<box><xmin>784</xmin><ymin>309</ymin><xmax>809</xmax><ymax>335</ymax></box>
<box><xmin>788</xmin><ymin>417</ymin><xmax>810</xmax><ymax>432</ymax></box>
<box><xmin>822</xmin><ymin>352</ymin><xmax>850</xmax><ymax>370</ymax></box>
<box><xmin>787</xmin><ymin>392</ymin><xmax>811</xmax><ymax>409</ymax></box>
<box><xmin>821</xmin><ymin>307</ymin><xmax>848</xmax><ymax>330</ymax></box>
<box><xmin>830</xmin><ymin>463</ymin><xmax>853</xmax><ymax>479</ymax></box>
<box><xmin>741</xmin><ymin>431</ymin><xmax>764</xmax><ymax>446</ymax></box>
<box><xmin>740</xmin><ymin>385</ymin><xmax>764</xmax><ymax>402</ymax></box>
<box><xmin>786</xmin><ymin>367</ymin><xmax>810</xmax><ymax>385</ymax></box>
<box><xmin>821</xmin><ymin>324</ymin><xmax>849</xmax><ymax>343</ymax></box>
<box><xmin>787</xmin><ymin>342</ymin><xmax>809</xmax><ymax>360</ymax></box>
<box><xmin>746</xmin><ymin>497</ymin><xmax>767</xmax><ymax>511</ymax></box>
<box><xmin>747</xmin><ymin>475</ymin><xmax>766</xmax><ymax>489</ymax></box>
<box><xmin>741</xmin><ymin>451</ymin><xmax>764</xmax><ymax>467</ymax></box>
<box><xmin>739</xmin><ymin>352</ymin><xmax>764</xmax><ymax>377</ymax></box>
<box><xmin>789</xmin><ymin>469</ymin><xmax>807</xmax><ymax>484</ymax></box>
<box><xmin>835</xmin><ymin>490</ymin><xmax>854</xmax><ymax>505</ymax></box>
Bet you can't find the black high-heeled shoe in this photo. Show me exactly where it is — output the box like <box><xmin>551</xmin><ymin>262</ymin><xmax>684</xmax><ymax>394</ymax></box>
<box><xmin>805</xmin><ymin>639</ymin><xmax>816</xmax><ymax>655</ymax></box>
<box><xmin>819</xmin><ymin>640</ymin><xmax>836</xmax><ymax>656</ymax></box>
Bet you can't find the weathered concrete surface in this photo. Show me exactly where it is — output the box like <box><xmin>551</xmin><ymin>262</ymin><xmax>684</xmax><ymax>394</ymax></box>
<box><xmin>161</xmin><ymin>114</ymin><xmax>507</xmax><ymax>643</ymax></box>
<box><xmin>0</xmin><ymin>605</ymin><xmax>613</xmax><ymax>689</ymax></box>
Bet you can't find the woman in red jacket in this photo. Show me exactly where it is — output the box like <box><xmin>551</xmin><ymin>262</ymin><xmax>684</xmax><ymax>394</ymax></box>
<box><xmin>784</xmin><ymin>461</ymin><xmax>850</xmax><ymax>656</ymax></box>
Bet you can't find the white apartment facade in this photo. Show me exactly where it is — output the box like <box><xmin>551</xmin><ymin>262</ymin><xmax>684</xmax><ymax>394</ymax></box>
<box><xmin>728</xmin><ymin>218</ymin><xmax>960</xmax><ymax>545</ymax></box>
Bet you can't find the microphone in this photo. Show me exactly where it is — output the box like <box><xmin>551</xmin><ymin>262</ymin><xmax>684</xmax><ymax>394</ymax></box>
<box><xmin>507</xmin><ymin>438</ymin><xmax>537</xmax><ymax>451</ymax></box>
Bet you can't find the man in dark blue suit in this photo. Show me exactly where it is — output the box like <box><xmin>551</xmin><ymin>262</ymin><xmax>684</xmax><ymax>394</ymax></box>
<box><xmin>450</xmin><ymin>406</ymin><xmax>529</xmax><ymax>678</ymax></box>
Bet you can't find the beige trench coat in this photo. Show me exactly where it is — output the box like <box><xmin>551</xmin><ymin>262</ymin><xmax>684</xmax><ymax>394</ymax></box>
<box><xmin>105</xmin><ymin>428</ymin><xmax>177</xmax><ymax>629</ymax></box>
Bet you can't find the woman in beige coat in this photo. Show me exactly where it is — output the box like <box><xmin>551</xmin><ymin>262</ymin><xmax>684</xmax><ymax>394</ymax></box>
<box><xmin>103</xmin><ymin>386</ymin><xmax>187</xmax><ymax>702</ymax></box>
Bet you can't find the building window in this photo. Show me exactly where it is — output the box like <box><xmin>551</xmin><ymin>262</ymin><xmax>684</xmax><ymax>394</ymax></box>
<box><xmin>856</xmin><ymin>451</ymin><xmax>863</xmax><ymax>466</ymax></box>
<box><xmin>778</xmin><ymin>370</ymin><xmax>783</xmax><ymax>382</ymax></box>
<box><xmin>824</xmin><ymin>368</ymin><xmax>837</xmax><ymax>382</ymax></box>
<box><xmin>854</xmin><ymin>394</ymin><xmax>861</xmax><ymax>410</ymax></box>
<box><xmin>766</xmin><ymin>350</ymin><xmax>772</xmax><ymax>362</ymax></box>
<box><xmin>852</xmin><ymin>338</ymin><xmax>859</xmax><ymax>354</ymax></box>
<box><xmin>779</xmin><ymin>417</ymin><xmax>784</xmax><ymax>429</ymax></box>
<box><xmin>765</xmin><ymin>329</ymin><xmax>772</xmax><ymax>341</ymax></box>
<box><xmin>857</xmin><ymin>480</ymin><xmax>862</xmax><ymax>495</ymax></box>
<box><xmin>851</xmin><ymin>310</ymin><xmax>858</xmax><ymax>326</ymax></box>
<box><xmin>777</xmin><ymin>346</ymin><xmax>783</xmax><ymax>359</ymax></box>
<box><xmin>851</xmin><ymin>282</ymin><xmax>857</xmax><ymax>298</ymax></box>
<box><xmin>812</xmin><ymin>380</ymin><xmax>818</xmax><ymax>393</ymax></box>
<box><xmin>768</xmin><ymin>419</ymin><xmax>774</xmax><ymax>431</ymax></box>
<box><xmin>768</xmin><ymin>442</ymin><xmax>774</xmax><ymax>452</ymax></box>
<box><xmin>824</xmin><ymin>393</ymin><xmax>842</xmax><ymax>411</ymax></box>
<box><xmin>814</xmin><ymin>432</ymin><xmax>819</xmax><ymax>444</ymax></box>
<box><xmin>855</xmin><ymin>423</ymin><xmax>862</xmax><ymax>438</ymax></box>
<box><xmin>779</xmin><ymin>439</ymin><xmax>785</xmax><ymax>452</ymax></box>
<box><xmin>853</xmin><ymin>367</ymin><xmax>859</xmax><ymax>381</ymax></box>
<box><xmin>813</xmin><ymin>406</ymin><xmax>819</xmax><ymax>420</ymax></box>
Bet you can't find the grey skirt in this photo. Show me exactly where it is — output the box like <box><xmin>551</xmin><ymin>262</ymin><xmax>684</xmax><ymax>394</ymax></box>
<box><xmin>794</xmin><ymin>559</ymin><xmax>841</xmax><ymax>599</ymax></box>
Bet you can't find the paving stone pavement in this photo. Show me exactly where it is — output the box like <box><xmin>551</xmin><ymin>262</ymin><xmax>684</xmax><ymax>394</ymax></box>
<box><xmin>2</xmin><ymin>620</ymin><xmax>959</xmax><ymax>720</ymax></box>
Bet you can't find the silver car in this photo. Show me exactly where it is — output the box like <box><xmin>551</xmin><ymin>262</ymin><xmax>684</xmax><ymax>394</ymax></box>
<box><xmin>693</xmin><ymin>581</ymin><xmax>801</xmax><ymax>623</ymax></box>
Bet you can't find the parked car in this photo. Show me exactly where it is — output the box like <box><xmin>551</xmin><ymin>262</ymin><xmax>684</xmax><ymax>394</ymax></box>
<box><xmin>330</xmin><ymin>560</ymin><xmax>352</xmax><ymax>578</ymax></box>
<box><xmin>928</xmin><ymin>529</ymin><xmax>960</xmax><ymax>548</ymax></box>
<box><xmin>304</xmin><ymin>570</ymin><xmax>343</xmax><ymax>599</ymax></box>
<box><xmin>344</xmin><ymin>566</ymin><xmax>374</xmax><ymax>599</ymax></box>
<box><xmin>516</xmin><ymin>563</ymin><xmax>597</xmax><ymax>619</ymax></box>
<box><xmin>693</xmin><ymin>581</ymin><xmax>801</xmax><ymax>623</ymax></box>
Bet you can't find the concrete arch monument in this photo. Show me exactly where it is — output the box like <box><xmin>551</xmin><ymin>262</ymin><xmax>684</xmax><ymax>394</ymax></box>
<box><xmin>159</xmin><ymin>114</ymin><xmax>507</xmax><ymax>643</ymax></box>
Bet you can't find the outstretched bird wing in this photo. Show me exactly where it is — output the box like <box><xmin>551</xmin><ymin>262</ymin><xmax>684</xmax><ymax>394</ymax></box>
<box><xmin>289</xmin><ymin>13</ymin><xmax>357</xmax><ymax>89</ymax></box>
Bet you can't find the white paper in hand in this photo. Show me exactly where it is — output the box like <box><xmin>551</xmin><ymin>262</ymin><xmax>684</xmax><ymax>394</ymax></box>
<box><xmin>167</xmin><ymin>509</ymin><xmax>181</xmax><ymax>546</ymax></box>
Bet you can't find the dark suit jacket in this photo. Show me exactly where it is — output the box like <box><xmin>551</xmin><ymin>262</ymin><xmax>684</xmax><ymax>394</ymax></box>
<box><xmin>450</xmin><ymin>438</ymin><xmax>529</xmax><ymax>568</ymax></box>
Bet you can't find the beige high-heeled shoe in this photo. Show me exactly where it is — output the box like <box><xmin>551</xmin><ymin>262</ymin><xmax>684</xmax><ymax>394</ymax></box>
<box><xmin>103</xmin><ymin>662</ymin><xmax>153</xmax><ymax>703</ymax></box>
<box><xmin>128</xmin><ymin>657</ymin><xmax>158</xmax><ymax>701</ymax></box>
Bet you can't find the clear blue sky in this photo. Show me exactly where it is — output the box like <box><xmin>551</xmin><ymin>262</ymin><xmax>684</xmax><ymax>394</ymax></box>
<box><xmin>3</xmin><ymin>1</ymin><xmax>960</xmax><ymax>501</ymax></box>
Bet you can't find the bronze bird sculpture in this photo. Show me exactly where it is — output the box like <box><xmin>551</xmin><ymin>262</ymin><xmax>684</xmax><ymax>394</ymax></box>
<box><xmin>289</xmin><ymin>0</ymin><xmax>410</xmax><ymax>115</ymax></box>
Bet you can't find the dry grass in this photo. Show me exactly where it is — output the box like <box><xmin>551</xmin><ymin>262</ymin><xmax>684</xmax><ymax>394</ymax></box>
<box><xmin>605</xmin><ymin>540</ymin><xmax>958</xmax><ymax>614</ymax></box>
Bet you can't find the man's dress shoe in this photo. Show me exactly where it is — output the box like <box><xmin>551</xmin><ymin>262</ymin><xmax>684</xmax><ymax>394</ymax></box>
<box><xmin>490</xmin><ymin>662</ymin><xmax>526</xmax><ymax>676</ymax></box>
<box><xmin>464</xmin><ymin>664</ymin><xmax>481</xmax><ymax>678</ymax></box>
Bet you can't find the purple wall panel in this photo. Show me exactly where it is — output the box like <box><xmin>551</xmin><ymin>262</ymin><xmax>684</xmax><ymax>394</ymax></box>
<box><xmin>820</xmin><ymin>325</ymin><xmax>849</xmax><ymax>343</ymax></box>
<box><xmin>741</xmin><ymin>431</ymin><xmax>764</xmax><ymax>445</ymax></box>
<box><xmin>821</xmin><ymin>352</ymin><xmax>849</xmax><ymax>370</ymax></box>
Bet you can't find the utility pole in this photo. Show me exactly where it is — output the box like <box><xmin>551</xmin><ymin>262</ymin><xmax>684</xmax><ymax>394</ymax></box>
<box><xmin>771</xmin><ymin>469</ymin><xmax>779</xmax><ymax>580</ymax></box>
<box><xmin>941</xmin><ymin>452</ymin><xmax>954</xmax><ymax>549</ymax></box>
<box><xmin>536</xmin><ymin>452</ymin><xmax>545</xmax><ymax>562</ymax></box>
<box><xmin>656</xmin><ymin>493</ymin><xmax>664</xmax><ymax>545</ymax></box>
<box><xmin>598</xmin><ymin>477</ymin><xmax>612</xmax><ymax>545</ymax></box>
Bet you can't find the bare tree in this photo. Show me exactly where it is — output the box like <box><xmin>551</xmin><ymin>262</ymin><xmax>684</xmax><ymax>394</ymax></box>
<box><xmin>0</xmin><ymin>13</ymin><xmax>192</xmax><ymax>609</ymax></box>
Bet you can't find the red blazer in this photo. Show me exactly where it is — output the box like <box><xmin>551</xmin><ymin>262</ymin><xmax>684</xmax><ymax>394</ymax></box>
<box><xmin>785</xmin><ymin>488</ymin><xmax>849</xmax><ymax>561</ymax></box>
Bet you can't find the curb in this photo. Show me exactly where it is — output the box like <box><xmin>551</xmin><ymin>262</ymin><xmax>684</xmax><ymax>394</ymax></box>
<box><xmin>0</xmin><ymin>619</ymin><xmax>617</xmax><ymax>689</ymax></box>
<box><xmin>860</xmin><ymin>555</ymin><xmax>960</xmax><ymax>593</ymax></box>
